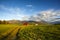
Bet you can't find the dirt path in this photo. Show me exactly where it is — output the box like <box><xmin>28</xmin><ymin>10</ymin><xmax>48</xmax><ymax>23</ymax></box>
<box><xmin>0</xmin><ymin>27</ymin><xmax>17</xmax><ymax>39</ymax></box>
<box><xmin>0</xmin><ymin>27</ymin><xmax>21</xmax><ymax>40</ymax></box>
<box><xmin>5</xmin><ymin>27</ymin><xmax>20</xmax><ymax>40</ymax></box>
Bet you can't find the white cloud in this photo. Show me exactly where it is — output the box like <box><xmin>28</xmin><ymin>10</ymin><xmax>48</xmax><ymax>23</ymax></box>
<box><xmin>0</xmin><ymin>5</ymin><xmax>30</xmax><ymax>20</ymax></box>
<box><xmin>0</xmin><ymin>5</ymin><xmax>60</xmax><ymax>22</ymax></box>
<box><xmin>26</xmin><ymin>5</ymin><xmax>32</xmax><ymax>7</ymax></box>
<box><xmin>21</xmin><ymin>15</ymin><xmax>30</xmax><ymax>21</ymax></box>
<box><xmin>40</xmin><ymin>9</ymin><xmax>60</xmax><ymax>22</ymax></box>
<box><xmin>30</xmin><ymin>9</ymin><xmax>60</xmax><ymax>22</ymax></box>
<box><xmin>26</xmin><ymin>4</ymin><xmax>33</xmax><ymax>12</ymax></box>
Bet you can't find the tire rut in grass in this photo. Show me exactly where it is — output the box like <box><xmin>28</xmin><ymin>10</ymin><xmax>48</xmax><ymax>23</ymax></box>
<box><xmin>0</xmin><ymin>27</ymin><xmax>18</xmax><ymax>40</ymax></box>
<box><xmin>3</xmin><ymin>27</ymin><xmax>20</xmax><ymax>40</ymax></box>
<box><xmin>15</xmin><ymin>27</ymin><xmax>21</xmax><ymax>40</ymax></box>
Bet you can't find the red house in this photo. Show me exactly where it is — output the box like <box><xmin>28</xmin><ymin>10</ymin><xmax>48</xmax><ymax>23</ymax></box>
<box><xmin>23</xmin><ymin>22</ymin><xmax>28</xmax><ymax>26</ymax></box>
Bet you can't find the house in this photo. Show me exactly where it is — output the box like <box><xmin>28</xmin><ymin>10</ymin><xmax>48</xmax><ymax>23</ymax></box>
<box><xmin>23</xmin><ymin>22</ymin><xmax>28</xmax><ymax>26</ymax></box>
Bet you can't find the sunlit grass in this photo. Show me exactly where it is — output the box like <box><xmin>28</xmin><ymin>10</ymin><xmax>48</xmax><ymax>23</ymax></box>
<box><xmin>19</xmin><ymin>24</ymin><xmax>60</xmax><ymax>40</ymax></box>
<box><xmin>0</xmin><ymin>24</ymin><xmax>19</xmax><ymax>34</ymax></box>
<box><xmin>0</xmin><ymin>24</ymin><xmax>60</xmax><ymax>40</ymax></box>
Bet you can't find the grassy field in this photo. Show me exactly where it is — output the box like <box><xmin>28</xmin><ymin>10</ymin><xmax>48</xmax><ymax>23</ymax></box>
<box><xmin>0</xmin><ymin>24</ymin><xmax>60</xmax><ymax>40</ymax></box>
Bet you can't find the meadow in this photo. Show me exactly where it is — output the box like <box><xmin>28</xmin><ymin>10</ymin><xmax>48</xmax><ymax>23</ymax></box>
<box><xmin>0</xmin><ymin>24</ymin><xmax>60</xmax><ymax>40</ymax></box>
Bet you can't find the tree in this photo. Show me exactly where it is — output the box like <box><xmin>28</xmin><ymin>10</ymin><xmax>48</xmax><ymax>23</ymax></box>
<box><xmin>0</xmin><ymin>20</ymin><xmax>2</xmax><ymax>24</ymax></box>
<box><xmin>2</xmin><ymin>20</ymin><xmax>7</xmax><ymax>24</ymax></box>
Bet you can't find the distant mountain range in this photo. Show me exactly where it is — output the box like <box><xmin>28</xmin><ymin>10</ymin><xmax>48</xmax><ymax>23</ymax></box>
<box><xmin>49</xmin><ymin>21</ymin><xmax>60</xmax><ymax>24</ymax></box>
<box><xmin>0</xmin><ymin>19</ymin><xmax>60</xmax><ymax>24</ymax></box>
<box><xmin>6</xmin><ymin>20</ymin><xmax>48</xmax><ymax>24</ymax></box>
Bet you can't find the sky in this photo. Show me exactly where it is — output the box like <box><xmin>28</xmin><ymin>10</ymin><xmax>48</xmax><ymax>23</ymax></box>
<box><xmin>0</xmin><ymin>0</ymin><xmax>60</xmax><ymax>22</ymax></box>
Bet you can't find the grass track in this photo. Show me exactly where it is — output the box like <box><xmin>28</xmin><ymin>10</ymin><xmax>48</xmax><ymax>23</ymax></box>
<box><xmin>0</xmin><ymin>24</ymin><xmax>60</xmax><ymax>40</ymax></box>
<box><xmin>0</xmin><ymin>27</ymin><xmax>17</xmax><ymax>40</ymax></box>
<box><xmin>5</xmin><ymin>27</ymin><xmax>20</xmax><ymax>40</ymax></box>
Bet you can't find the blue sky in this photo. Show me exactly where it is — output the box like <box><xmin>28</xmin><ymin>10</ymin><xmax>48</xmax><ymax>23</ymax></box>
<box><xmin>0</xmin><ymin>0</ymin><xmax>60</xmax><ymax>21</ymax></box>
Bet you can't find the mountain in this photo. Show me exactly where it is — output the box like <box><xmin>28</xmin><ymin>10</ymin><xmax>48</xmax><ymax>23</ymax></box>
<box><xmin>50</xmin><ymin>21</ymin><xmax>60</xmax><ymax>24</ymax></box>
<box><xmin>8</xmin><ymin>20</ymin><xmax>21</xmax><ymax>24</ymax></box>
<box><xmin>0</xmin><ymin>20</ymin><xmax>50</xmax><ymax>24</ymax></box>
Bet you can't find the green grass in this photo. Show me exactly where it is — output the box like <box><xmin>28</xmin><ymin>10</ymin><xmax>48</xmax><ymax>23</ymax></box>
<box><xmin>0</xmin><ymin>24</ymin><xmax>60</xmax><ymax>40</ymax></box>
<box><xmin>19</xmin><ymin>25</ymin><xmax>60</xmax><ymax>40</ymax></box>
<box><xmin>0</xmin><ymin>24</ymin><xmax>19</xmax><ymax>34</ymax></box>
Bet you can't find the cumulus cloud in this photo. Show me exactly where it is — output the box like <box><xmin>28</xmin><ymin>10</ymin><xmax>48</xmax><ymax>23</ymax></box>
<box><xmin>40</xmin><ymin>9</ymin><xmax>60</xmax><ymax>22</ymax></box>
<box><xmin>29</xmin><ymin>15</ymin><xmax>41</xmax><ymax>21</ymax></box>
<box><xmin>0</xmin><ymin>5</ymin><xmax>29</xmax><ymax>20</ymax></box>
<box><xmin>30</xmin><ymin>9</ymin><xmax>60</xmax><ymax>22</ymax></box>
<box><xmin>0</xmin><ymin>5</ymin><xmax>60</xmax><ymax>22</ymax></box>
<box><xmin>21</xmin><ymin>15</ymin><xmax>30</xmax><ymax>21</ymax></box>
